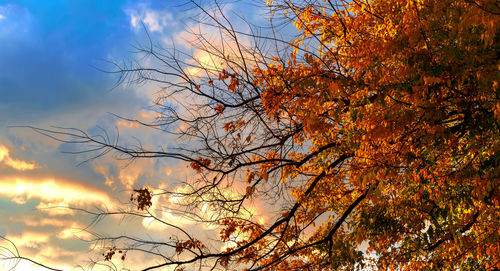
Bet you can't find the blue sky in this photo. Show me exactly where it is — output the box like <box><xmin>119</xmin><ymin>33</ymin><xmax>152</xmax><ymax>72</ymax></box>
<box><xmin>0</xmin><ymin>0</ymin><xmax>260</xmax><ymax>269</ymax></box>
<box><xmin>0</xmin><ymin>0</ymin><xmax>177</xmax><ymax>126</ymax></box>
<box><xmin>0</xmin><ymin>0</ymin><xmax>187</xmax><ymax>190</ymax></box>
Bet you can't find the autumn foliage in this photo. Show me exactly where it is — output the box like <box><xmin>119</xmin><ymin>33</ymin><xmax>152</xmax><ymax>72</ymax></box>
<box><xmin>239</xmin><ymin>0</ymin><xmax>499</xmax><ymax>269</ymax></box>
<box><xmin>34</xmin><ymin>0</ymin><xmax>499</xmax><ymax>270</ymax></box>
<box><xmin>206</xmin><ymin>0</ymin><xmax>498</xmax><ymax>269</ymax></box>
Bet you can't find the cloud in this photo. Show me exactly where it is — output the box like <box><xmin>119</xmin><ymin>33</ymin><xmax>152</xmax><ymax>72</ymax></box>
<box><xmin>108</xmin><ymin>157</ymin><xmax>156</xmax><ymax>189</ymax></box>
<box><xmin>91</xmin><ymin>155</ymin><xmax>155</xmax><ymax>190</ymax></box>
<box><xmin>0</xmin><ymin>4</ymin><xmax>16</xmax><ymax>22</ymax></box>
<box><xmin>6</xmin><ymin>231</ymin><xmax>49</xmax><ymax>249</ymax></box>
<box><xmin>184</xmin><ymin>49</ymin><xmax>226</xmax><ymax>78</ymax></box>
<box><xmin>0</xmin><ymin>234</ymin><xmax>91</xmax><ymax>271</ymax></box>
<box><xmin>89</xmin><ymin>114</ymin><xmax>185</xmax><ymax>190</ymax></box>
<box><xmin>9</xmin><ymin>216</ymin><xmax>71</xmax><ymax>228</ymax></box>
<box><xmin>0</xmin><ymin>177</ymin><xmax>116</xmax><ymax>213</ymax></box>
<box><xmin>116</xmin><ymin>119</ymin><xmax>141</xmax><ymax>129</ymax></box>
<box><xmin>57</xmin><ymin>225</ymin><xmax>91</xmax><ymax>240</ymax></box>
<box><xmin>125</xmin><ymin>4</ymin><xmax>174</xmax><ymax>33</ymax></box>
<box><xmin>0</xmin><ymin>143</ymin><xmax>39</xmax><ymax>171</ymax></box>
<box><xmin>115</xmin><ymin>110</ymin><xmax>159</xmax><ymax>131</ymax></box>
<box><xmin>93</xmin><ymin>164</ymin><xmax>118</xmax><ymax>189</ymax></box>
<box><xmin>171</xmin><ymin>11</ymin><xmax>257</xmax><ymax>79</ymax></box>
<box><xmin>141</xmin><ymin>212</ymin><xmax>195</xmax><ymax>231</ymax></box>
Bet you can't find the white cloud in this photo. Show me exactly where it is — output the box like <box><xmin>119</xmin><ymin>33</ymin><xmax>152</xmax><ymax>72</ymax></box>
<box><xmin>0</xmin><ymin>4</ymin><xmax>10</xmax><ymax>21</ymax></box>
<box><xmin>125</xmin><ymin>4</ymin><xmax>174</xmax><ymax>33</ymax></box>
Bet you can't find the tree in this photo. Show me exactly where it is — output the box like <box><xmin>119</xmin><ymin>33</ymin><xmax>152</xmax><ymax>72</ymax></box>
<box><xmin>23</xmin><ymin>0</ymin><xmax>499</xmax><ymax>270</ymax></box>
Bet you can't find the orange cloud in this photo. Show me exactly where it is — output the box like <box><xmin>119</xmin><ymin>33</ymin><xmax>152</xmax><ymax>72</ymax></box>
<box><xmin>184</xmin><ymin>49</ymin><xmax>226</xmax><ymax>78</ymax></box>
<box><xmin>92</xmin><ymin>152</ymin><xmax>158</xmax><ymax>190</ymax></box>
<box><xmin>9</xmin><ymin>216</ymin><xmax>71</xmax><ymax>228</ymax></box>
<box><xmin>139</xmin><ymin>110</ymin><xmax>156</xmax><ymax>120</ymax></box>
<box><xmin>140</xmin><ymin>185</ymin><xmax>196</xmax><ymax>231</ymax></box>
<box><xmin>173</xmin><ymin>16</ymin><xmax>256</xmax><ymax>79</ymax></box>
<box><xmin>118</xmin><ymin>159</ymin><xmax>155</xmax><ymax>189</ymax></box>
<box><xmin>0</xmin><ymin>144</ymin><xmax>39</xmax><ymax>171</ymax></box>
<box><xmin>57</xmin><ymin>225</ymin><xmax>92</xmax><ymax>240</ymax></box>
<box><xmin>0</xmin><ymin>177</ymin><xmax>116</xmax><ymax>214</ymax></box>
<box><xmin>93</xmin><ymin>164</ymin><xmax>117</xmax><ymax>189</ymax></box>
<box><xmin>116</xmin><ymin>119</ymin><xmax>141</xmax><ymax>129</ymax></box>
<box><xmin>6</xmin><ymin>232</ymin><xmax>49</xmax><ymax>249</ymax></box>
<box><xmin>0</xmin><ymin>235</ymin><xmax>88</xmax><ymax>271</ymax></box>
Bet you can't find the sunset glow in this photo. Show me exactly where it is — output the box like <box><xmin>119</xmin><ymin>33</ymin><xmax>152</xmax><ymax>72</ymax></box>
<box><xmin>2</xmin><ymin>0</ymin><xmax>498</xmax><ymax>270</ymax></box>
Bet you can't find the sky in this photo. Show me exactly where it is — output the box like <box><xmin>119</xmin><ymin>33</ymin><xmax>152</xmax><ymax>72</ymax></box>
<box><xmin>0</xmin><ymin>1</ymin><xmax>264</xmax><ymax>270</ymax></box>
